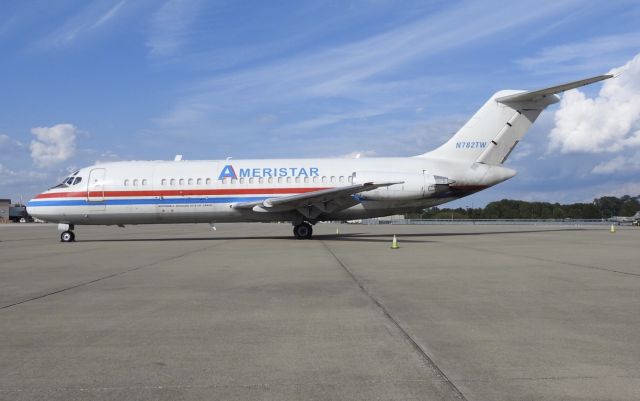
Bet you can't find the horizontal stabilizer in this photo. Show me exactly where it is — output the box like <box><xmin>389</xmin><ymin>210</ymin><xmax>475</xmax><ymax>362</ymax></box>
<box><xmin>496</xmin><ymin>74</ymin><xmax>613</xmax><ymax>105</ymax></box>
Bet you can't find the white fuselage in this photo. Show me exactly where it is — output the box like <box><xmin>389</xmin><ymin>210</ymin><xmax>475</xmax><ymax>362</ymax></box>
<box><xmin>25</xmin><ymin>74</ymin><xmax>613</xmax><ymax>240</ymax></box>
<box><xmin>26</xmin><ymin>156</ymin><xmax>514</xmax><ymax>225</ymax></box>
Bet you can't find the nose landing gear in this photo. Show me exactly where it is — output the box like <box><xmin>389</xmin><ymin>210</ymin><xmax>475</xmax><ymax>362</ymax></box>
<box><xmin>58</xmin><ymin>223</ymin><xmax>75</xmax><ymax>242</ymax></box>
<box><xmin>293</xmin><ymin>222</ymin><xmax>313</xmax><ymax>239</ymax></box>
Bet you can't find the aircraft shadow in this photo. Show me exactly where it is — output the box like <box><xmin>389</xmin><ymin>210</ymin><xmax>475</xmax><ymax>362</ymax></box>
<box><xmin>77</xmin><ymin>227</ymin><xmax>578</xmax><ymax>244</ymax></box>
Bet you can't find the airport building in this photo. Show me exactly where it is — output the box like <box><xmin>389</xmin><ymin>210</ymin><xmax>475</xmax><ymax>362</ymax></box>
<box><xmin>0</xmin><ymin>199</ymin><xmax>9</xmax><ymax>223</ymax></box>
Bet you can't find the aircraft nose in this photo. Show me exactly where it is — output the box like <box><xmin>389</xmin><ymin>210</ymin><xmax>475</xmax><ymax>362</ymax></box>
<box><xmin>26</xmin><ymin>192</ymin><xmax>45</xmax><ymax>217</ymax></box>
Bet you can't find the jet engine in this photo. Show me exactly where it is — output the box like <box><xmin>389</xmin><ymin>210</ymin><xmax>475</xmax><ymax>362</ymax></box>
<box><xmin>353</xmin><ymin>171</ymin><xmax>453</xmax><ymax>201</ymax></box>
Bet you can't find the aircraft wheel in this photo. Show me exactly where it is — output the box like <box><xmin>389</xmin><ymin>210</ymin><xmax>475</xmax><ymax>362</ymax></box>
<box><xmin>293</xmin><ymin>223</ymin><xmax>313</xmax><ymax>239</ymax></box>
<box><xmin>60</xmin><ymin>231</ymin><xmax>75</xmax><ymax>242</ymax></box>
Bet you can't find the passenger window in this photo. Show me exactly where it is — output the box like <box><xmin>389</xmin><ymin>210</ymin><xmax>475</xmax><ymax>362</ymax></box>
<box><xmin>161</xmin><ymin>179</ymin><xmax>167</xmax><ymax>186</ymax></box>
<box><xmin>179</xmin><ymin>179</ymin><xmax>184</xmax><ymax>185</ymax></box>
<box><xmin>239</xmin><ymin>178</ymin><xmax>245</xmax><ymax>184</ymax></box>
<box><xmin>197</xmin><ymin>178</ymin><xmax>202</xmax><ymax>185</ymax></box>
<box><xmin>330</xmin><ymin>176</ymin><xmax>336</xmax><ymax>183</ymax></box>
<box><xmin>304</xmin><ymin>177</ymin><xmax>309</xmax><ymax>183</ymax></box>
<box><xmin>339</xmin><ymin>176</ymin><xmax>344</xmax><ymax>183</ymax></box>
<box><xmin>133</xmin><ymin>179</ymin><xmax>139</xmax><ymax>186</ymax></box>
<box><xmin>142</xmin><ymin>179</ymin><xmax>148</xmax><ymax>186</ymax></box>
<box><xmin>188</xmin><ymin>178</ymin><xmax>194</xmax><ymax>185</ymax></box>
<box><xmin>286</xmin><ymin>177</ymin><xmax>292</xmax><ymax>183</ymax></box>
<box><xmin>277</xmin><ymin>177</ymin><xmax>283</xmax><ymax>184</ymax></box>
<box><xmin>321</xmin><ymin>176</ymin><xmax>327</xmax><ymax>183</ymax></box>
<box><xmin>348</xmin><ymin>176</ymin><xmax>353</xmax><ymax>183</ymax></box>
<box><xmin>313</xmin><ymin>176</ymin><xmax>318</xmax><ymax>183</ymax></box>
<box><xmin>222</xmin><ymin>178</ymin><xmax>228</xmax><ymax>184</ymax></box>
<box><xmin>124</xmin><ymin>179</ymin><xmax>129</xmax><ymax>186</ymax></box>
<box><xmin>170</xmin><ymin>179</ymin><xmax>175</xmax><ymax>186</ymax></box>
<box><xmin>258</xmin><ymin>177</ymin><xmax>264</xmax><ymax>184</ymax></box>
<box><xmin>268</xmin><ymin>177</ymin><xmax>273</xmax><ymax>184</ymax></box>
<box><xmin>295</xmin><ymin>177</ymin><xmax>301</xmax><ymax>183</ymax></box>
<box><xmin>231</xmin><ymin>178</ymin><xmax>237</xmax><ymax>184</ymax></box>
<box><xmin>205</xmin><ymin>178</ymin><xmax>211</xmax><ymax>185</ymax></box>
<box><xmin>249</xmin><ymin>178</ymin><xmax>255</xmax><ymax>184</ymax></box>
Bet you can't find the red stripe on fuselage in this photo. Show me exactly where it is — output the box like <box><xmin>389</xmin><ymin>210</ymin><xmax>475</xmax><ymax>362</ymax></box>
<box><xmin>35</xmin><ymin>187</ymin><xmax>332</xmax><ymax>199</ymax></box>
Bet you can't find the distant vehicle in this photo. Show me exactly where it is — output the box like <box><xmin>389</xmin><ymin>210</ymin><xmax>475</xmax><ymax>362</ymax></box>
<box><xmin>27</xmin><ymin>74</ymin><xmax>613</xmax><ymax>242</ymax></box>
<box><xmin>609</xmin><ymin>211</ymin><xmax>640</xmax><ymax>226</ymax></box>
<box><xmin>9</xmin><ymin>205</ymin><xmax>31</xmax><ymax>223</ymax></box>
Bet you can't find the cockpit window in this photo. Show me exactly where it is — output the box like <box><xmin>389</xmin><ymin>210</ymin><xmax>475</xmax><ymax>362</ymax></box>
<box><xmin>51</xmin><ymin>173</ymin><xmax>83</xmax><ymax>189</ymax></box>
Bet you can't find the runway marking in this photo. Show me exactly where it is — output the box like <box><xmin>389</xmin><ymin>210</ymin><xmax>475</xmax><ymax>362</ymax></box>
<box><xmin>0</xmin><ymin>241</ymin><xmax>228</xmax><ymax>311</ymax></box>
<box><xmin>320</xmin><ymin>240</ymin><xmax>468</xmax><ymax>401</ymax></box>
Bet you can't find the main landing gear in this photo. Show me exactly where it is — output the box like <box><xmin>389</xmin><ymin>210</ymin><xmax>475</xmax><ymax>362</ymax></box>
<box><xmin>293</xmin><ymin>222</ymin><xmax>313</xmax><ymax>239</ymax></box>
<box><xmin>59</xmin><ymin>223</ymin><xmax>75</xmax><ymax>242</ymax></box>
<box><xmin>60</xmin><ymin>231</ymin><xmax>75</xmax><ymax>242</ymax></box>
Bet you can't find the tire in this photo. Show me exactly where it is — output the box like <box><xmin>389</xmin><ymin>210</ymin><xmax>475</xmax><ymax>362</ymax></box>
<box><xmin>304</xmin><ymin>223</ymin><xmax>313</xmax><ymax>239</ymax></box>
<box><xmin>293</xmin><ymin>223</ymin><xmax>313</xmax><ymax>239</ymax></box>
<box><xmin>60</xmin><ymin>231</ymin><xmax>74</xmax><ymax>242</ymax></box>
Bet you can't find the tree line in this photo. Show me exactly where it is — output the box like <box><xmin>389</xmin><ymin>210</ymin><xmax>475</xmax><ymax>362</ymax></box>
<box><xmin>412</xmin><ymin>195</ymin><xmax>640</xmax><ymax>220</ymax></box>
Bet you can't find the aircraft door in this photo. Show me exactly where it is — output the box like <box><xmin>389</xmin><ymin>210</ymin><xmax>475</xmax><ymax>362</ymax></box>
<box><xmin>87</xmin><ymin>168</ymin><xmax>106</xmax><ymax>203</ymax></box>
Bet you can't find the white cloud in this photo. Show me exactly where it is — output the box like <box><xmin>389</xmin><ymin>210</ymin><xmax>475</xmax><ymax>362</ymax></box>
<box><xmin>154</xmin><ymin>0</ymin><xmax>581</xmax><ymax>136</ymax></box>
<box><xmin>37</xmin><ymin>0</ymin><xmax>129</xmax><ymax>48</ymax></box>
<box><xmin>147</xmin><ymin>0</ymin><xmax>204</xmax><ymax>57</ymax></box>
<box><xmin>595</xmin><ymin>181</ymin><xmax>640</xmax><ymax>198</ymax></box>
<box><xmin>548</xmin><ymin>52</ymin><xmax>640</xmax><ymax>154</ymax></box>
<box><xmin>0</xmin><ymin>163</ymin><xmax>47</xmax><ymax>186</ymax></box>
<box><xmin>280</xmin><ymin>105</ymin><xmax>397</xmax><ymax>132</ymax></box>
<box><xmin>256</xmin><ymin>114</ymin><xmax>278</xmax><ymax>125</ymax></box>
<box><xmin>518</xmin><ymin>32</ymin><xmax>640</xmax><ymax>75</ymax></box>
<box><xmin>94</xmin><ymin>150</ymin><xmax>120</xmax><ymax>164</ymax></box>
<box><xmin>30</xmin><ymin>124</ymin><xmax>78</xmax><ymax>167</ymax></box>
<box><xmin>592</xmin><ymin>153</ymin><xmax>640</xmax><ymax>174</ymax></box>
<box><xmin>0</xmin><ymin>134</ymin><xmax>24</xmax><ymax>148</ymax></box>
<box><xmin>93</xmin><ymin>0</ymin><xmax>127</xmax><ymax>28</ymax></box>
<box><xmin>509</xmin><ymin>142</ymin><xmax>534</xmax><ymax>162</ymax></box>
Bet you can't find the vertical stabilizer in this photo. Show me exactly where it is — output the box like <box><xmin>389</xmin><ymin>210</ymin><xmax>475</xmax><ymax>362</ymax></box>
<box><xmin>419</xmin><ymin>74</ymin><xmax>613</xmax><ymax>165</ymax></box>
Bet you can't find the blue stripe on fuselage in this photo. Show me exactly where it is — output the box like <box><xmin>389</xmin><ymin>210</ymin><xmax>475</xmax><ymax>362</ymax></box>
<box><xmin>27</xmin><ymin>197</ymin><xmax>268</xmax><ymax>207</ymax></box>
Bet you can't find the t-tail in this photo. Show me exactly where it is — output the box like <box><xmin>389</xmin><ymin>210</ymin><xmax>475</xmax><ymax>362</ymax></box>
<box><xmin>420</xmin><ymin>74</ymin><xmax>613</xmax><ymax>165</ymax></box>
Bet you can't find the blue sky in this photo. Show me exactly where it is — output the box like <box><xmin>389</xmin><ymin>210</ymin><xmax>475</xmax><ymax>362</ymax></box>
<box><xmin>1</xmin><ymin>0</ymin><xmax>640</xmax><ymax>206</ymax></box>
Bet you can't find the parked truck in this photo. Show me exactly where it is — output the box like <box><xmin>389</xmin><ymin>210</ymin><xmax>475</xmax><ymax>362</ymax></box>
<box><xmin>9</xmin><ymin>205</ymin><xmax>31</xmax><ymax>223</ymax></box>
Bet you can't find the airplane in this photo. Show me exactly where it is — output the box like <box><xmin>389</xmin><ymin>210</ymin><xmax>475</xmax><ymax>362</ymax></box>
<box><xmin>609</xmin><ymin>211</ymin><xmax>640</xmax><ymax>225</ymax></box>
<box><xmin>27</xmin><ymin>74</ymin><xmax>613</xmax><ymax>242</ymax></box>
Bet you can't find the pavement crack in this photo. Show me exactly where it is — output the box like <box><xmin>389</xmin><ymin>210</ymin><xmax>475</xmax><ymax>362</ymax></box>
<box><xmin>320</xmin><ymin>240</ymin><xmax>468</xmax><ymax>401</ymax></box>
<box><xmin>0</xmin><ymin>241</ymin><xmax>227</xmax><ymax>311</ymax></box>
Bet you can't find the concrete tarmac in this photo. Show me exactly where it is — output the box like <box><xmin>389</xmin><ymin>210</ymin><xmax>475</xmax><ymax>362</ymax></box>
<box><xmin>1</xmin><ymin>223</ymin><xmax>639</xmax><ymax>400</ymax></box>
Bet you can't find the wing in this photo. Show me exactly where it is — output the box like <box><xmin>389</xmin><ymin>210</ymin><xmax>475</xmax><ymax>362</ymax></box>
<box><xmin>233</xmin><ymin>181</ymin><xmax>401</xmax><ymax>219</ymax></box>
